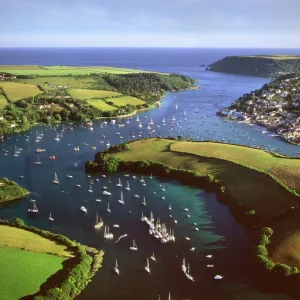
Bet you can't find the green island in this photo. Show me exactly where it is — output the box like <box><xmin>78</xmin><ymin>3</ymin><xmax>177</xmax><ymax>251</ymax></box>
<box><xmin>0</xmin><ymin>177</ymin><xmax>29</xmax><ymax>203</ymax></box>
<box><xmin>86</xmin><ymin>138</ymin><xmax>300</xmax><ymax>276</ymax></box>
<box><xmin>0</xmin><ymin>65</ymin><xmax>198</xmax><ymax>135</ymax></box>
<box><xmin>207</xmin><ymin>55</ymin><xmax>300</xmax><ymax>78</ymax></box>
<box><xmin>0</xmin><ymin>218</ymin><xmax>103</xmax><ymax>300</ymax></box>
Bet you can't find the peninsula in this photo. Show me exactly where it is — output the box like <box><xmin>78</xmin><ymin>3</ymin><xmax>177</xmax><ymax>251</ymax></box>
<box><xmin>219</xmin><ymin>73</ymin><xmax>300</xmax><ymax>145</ymax></box>
<box><xmin>0</xmin><ymin>65</ymin><xmax>198</xmax><ymax>136</ymax></box>
<box><xmin>207</xmin><ymin>55</ymin><xmax>300</xmax><ymax>78</ymax></box>
<box><xmin>86</xmin><ymin>138</ymin><xmax>300</xmax><ymax>275</ymax></box>
<box><xmin>0</xmin><ymin>177</ymin><xmax>29</xmax><ymax>203</ymax></box>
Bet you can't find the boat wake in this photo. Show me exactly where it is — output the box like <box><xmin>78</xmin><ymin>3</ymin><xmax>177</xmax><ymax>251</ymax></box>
<box><xmin>108</xmin><ymin>234</ymin><xmax>128</xmax><ymax>243</ymax></box>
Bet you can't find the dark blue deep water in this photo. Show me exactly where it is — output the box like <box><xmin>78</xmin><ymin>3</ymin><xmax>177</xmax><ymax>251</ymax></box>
<box><xmin>1</xmin><ymin>48</ymin><xmax>300</xmax><ymax>300</ymax></box>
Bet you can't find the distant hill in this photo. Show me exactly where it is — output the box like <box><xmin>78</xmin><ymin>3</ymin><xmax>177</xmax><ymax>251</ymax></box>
<box><xmin>207</xmin><ymin>55</ymin><xmax>300</xmax><ymax>78</ymax></box>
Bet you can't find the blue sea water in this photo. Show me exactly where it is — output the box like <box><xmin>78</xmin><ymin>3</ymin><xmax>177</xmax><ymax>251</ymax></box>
<box><xmin>1</xmin><ymin>48</ymin><xmax>300</xmax><ymax>300</ymax></box>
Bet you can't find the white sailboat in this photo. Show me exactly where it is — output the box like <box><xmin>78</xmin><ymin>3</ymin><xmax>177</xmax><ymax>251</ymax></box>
<box><xmin>116</xmin><ymin>178</ymin><xmax>122</xmax><ymax>187</ymax></box>
<box><xmin>106</xmin><ymin>140</ymin><xmax>110</xmax><ymax>148</ymax></box>
<box><xmin>150</xmin><ymin>173</ymin><xmax>153</xmax><ymax>179</ymax></box>
<box><xmin>186</xmin><ymin>264</ymin><xmax>195</xmax><ymax>281</ymax></box>
<box><xmin>182</xmin><ymin>258</ymin><xmax>187</xmax><ymax>273</ymax></box>
<box><xmin>149</xmin><ymin>118</ymin><xmax>154</xmax><ymax>125</ymax></box>
<box><xmin>94</xmin><ymin>213</ymin><xmax>103</xmax><ymax>229</ymax></box>
<box><xmin>103</xmin><ymin>190</ymin><xmax>111</xmax><ymax>196</ymax></box>
<box><xmin>142</xmin><ymin>197</ymin><xmax>147</xmax><ymax>207</ymax></box>
<box><xmin>54</xmin><ymin>133</ymin><xmax>60</xmax><ymax>141</ymax></box>
<box><xmin>118</xmin><ymin>191</ymin><xmax>125</xmax><ymax>205</ymax></box>
<box><xmin>34</xmin><ymin>155</ymin><xmax>42</xmax><ymax>165</ymax></box>
<box><xmin>162</xmin><ymin>117</ymin><xmax>166</xmax><ymax>124</ymax></box>
<box><xmin>140</xmin><ymin>175</ymin><xmax>145</xmax><ymax>183</ymax></box>
<box><xmin>161</xmin><ymin>185</ymin><xmax>165</xmax><ymax>191</ymax></box>
<box><xmin>80</xmin><ymin>206</ymin><xmax>87</xmax><ymax>213</ymax></box>
<box><xmin>136</xmin><ymin>115</ymin><xmax>140</xmax><ymax>122</ymax></box>
<box><xmin>104</xmin><ymin>226</ymin><xmax>114</xmax><ymax>239</ymax></box>
<box><xmin>114</xmin><ymin>259</ymin><xmax>119</xmax><ymax>275</ymax></box>
<box><xmin>107</xmin><ymin>202</ymin><xmax>111</xmax><ymax>213</ymax></box>
<box><xmin>53</xmin><ymin>172</ymin><xmax>59</xmax><ymax>184</ymax></box>
<box><xmin>48</xmin><ymin>212</ymin><xmax>54</xmax><ymax>221</ymax></box>
<box><xmin>88</xmin><ymin>185</ymin><xmax>93</xmax><ymax>193</ymax></box>
<box><xmin>129</xmin><ymin>239</ymin><xmax>138</xmax><ymax>251</ymax></box>
<box><xmin>28</xmin><ymin>202</ymin><xmax>38</xmax><ymax>213</ymax></box>
<box><xmin>150</xmin><ymin>252</ymin><xmax>156</xmax><ymax>261</ymax></box>
<box><xmin>168</xmin><ymin>204</ymin><xmax>172</xmax><ymax>211</ymax></box>
<box><xmin>138</xmin><ymin>121</ymin><xmax>142</xmax><ymax>128</ymax></box>
<box><xmin>125</xmin><ymin>181</ymin><xmax>130</xmax><ymax>191</ymax></box>
<box><xmin>145</xmin><ymin>258</ymin><xmax>151</xmax><ymax>274</ymax></box>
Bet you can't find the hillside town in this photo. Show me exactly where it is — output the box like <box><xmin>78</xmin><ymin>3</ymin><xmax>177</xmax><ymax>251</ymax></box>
<box><xmin>219</xmin><ymin>74</ymin><xmax>300</xmax><ymax>144</ymax></box>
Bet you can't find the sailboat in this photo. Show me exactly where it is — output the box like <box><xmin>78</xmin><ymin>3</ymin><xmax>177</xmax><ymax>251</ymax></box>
<box><xmin>88</xmin><ymin>185</ymin><xmax>93</xmax><ymax>193</ymax></box>
<box><xmin>175</xmin><ymin>103</ymin><xmax>178</xmax><ymax>110</ymax></box>
<box><xmin>136</xmin><ymin>115</ymin><xmax>140</xmax><ymax>122</ymax></box>
<box><xmin>53</xmin><ymin>173</ymin><xmax>59</xmax><ymax>184</ymax></box>
<box><xmin>161</xmin><ymin>185</ymin><xmax>165</xmax><ymax>191</ymax></box>
<box><xmin>107</xmin><ymin>203</ymin><xmax>111</xmax><ymax>213</ymax></box>
<box><xmin>169</xmin><ymin>204</ymin><xmax>172</xmax><ymax>211</ymax></box>
<box><xmin>94</xmin><ymin>213</ymin><xmax>103</xmax><ymax>229</ymax></box>
<box><xmin>162</xmin><ymin>117</ymin><xmax>166</xmax><ymax>124</ymax></box>
<box><xmin>54</xmin><ymin>133</ymin><xmax>60</xmax><ymax>141</ymax></box>
<box><xmin>172</xmin><ymin>116</ymin><xmax>176</xmax><ymax>121</ymax></box>
<box><xmin>186</xmin><ymin>264</ymin><xmax>195</xmax><ymax>281</ymax></box>
<box><xmin>149</xmin><ymin>118</ymin><xmax>154</xmax><ymax>125</ymax></box>
<box><xmin>182</xmin><ymin>258</ymin><xmax>187</xmax><ymax>273</ymax></box>
<box><xmin>142</xmin><ymin>197</ymin><xmax>147</xmax><ymax>207</ymax></box>
<box><xmin>129</xmin><ymin>239</ymin><xmax>138</xmax><ymax>251</ymax></box>
<box><xmin>48</xmin><ymin>212</ymin><xmax>54</xmax><ymax>221</ymax></box>
<box><xmin>140</xmin><ymin>175</ymin><xmax>145</xmax><ymax>183</ymax></box>
<box><xmin>145</xmin><ymin>258</ymin><xmax>151</xmax><ymax>274</ymax></box>
<box><xmin>150</xmin><ymin>252</ymin><xmax>156</xmax><ymax>261</ymax></box>
<box><xmin>106</xmin><ymin>140</ymin><xmax>110</xmax><ymax>148</ymax></box>
<box><xmin>118</xmin><ymin>191</ymin><xmax>125</xmax><ymax>205</ymax></box>
<box><xmin>138</xmin><ymin>121</ymin><xmax>142</xmax><ymax>128</ymax></box>
<box><xmin>34</xmin><ymin>155</ymin><xmax>42</xmax><ymax>165</ymax></box>
<box><xmin>150</xmin><ymin>173</ymin><xmax>153</xmax><ymax>179</ymax></box>
<box><xmin>125</xmin><ymin>181</ymin><xmax>130</xmax><ymax>191</ymax></box>
<box><xmin>114</xmin><ymin>259</ymin><xmax>119</xmax><ymax>275</ymax></box>
<box><xmin>104</xmin><ymin>226</ymin><xmax>114</xmax><ymax>239</ymax></box>
<box><xmin>116</xmin><ymin>178</ymin><xmax>122</xmax><ymax>187</ymax></box>
<box><xmin>28</xmin><ymin>202</ymin><xmax>38</xmax><ymax>213</ymax></box>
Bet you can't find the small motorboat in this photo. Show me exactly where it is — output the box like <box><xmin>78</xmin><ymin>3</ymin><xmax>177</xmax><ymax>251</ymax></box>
<box><xmin>80</xmin><ymin>206</ymin><xmax>87</xmax><ymax>213</ymax></box>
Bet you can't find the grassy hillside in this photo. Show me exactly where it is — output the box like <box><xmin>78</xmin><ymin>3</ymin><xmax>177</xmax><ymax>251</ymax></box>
<box><xmin>0</xmin><ymin>224</ymin><xmax>72</xmax><ymax>299</ymax></box>
<box><xmin>207</xmin><ymin>55</ymin><xmax>300</xmax><ymax>78</ymax></box>
<box><xmin>0</xmin><ymin>82</ymin><xmax>42</xmax><ymax>101</ymax></box>
<box><xmin>0</xmin><ymin>65</ymin><xmax>148</xmax><ymax>76</ymax></box>
<box><xmin>68</xmin><ymin>88</ymin><xmax>121</xmax><ymax>99</ymax></box>
<box><xmin>0</xmin><ymin>225</ymin><xmax>73</xmax><ymax>257</ymax></box>
<box><xmin>91</xmin><ymin>139</ymin><xmax>300</xmax><ymax>219</ymax></box>
<box><xmin>108</xmin><ymin>95</ymin><xmax>145</xmax><ymax>106</ymax></box>
<box><xmin>86</xmin><ymin>99</ymin><xmax>117</xmax><ymax>111</ymax></box>
<box><xmin>0</xmin><ymin>247</ymin><xmax>66</xmax><ymax>300</ymax></box>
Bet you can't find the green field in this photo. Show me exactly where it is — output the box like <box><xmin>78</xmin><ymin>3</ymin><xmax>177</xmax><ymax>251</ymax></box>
<box><xmin>0</xmin><ymin>93</ymin><xmax>7</xmax><ymax>108</ymax></box>
<box><xmin>108</xmin><ymin>95</ymin><xmax>146</xmax><ymax>106</ymax></box>
<box><xmin>171</xmin><ymin>142</ymin><xmax>300</xmax><ymax>193</ymax></box>
<box><xmin>0</xmin><ymin>82</ymin><xmax>42</xmax><ymax>101</ymax></box>
<box><xmin>0</xmin><ymin>225</ymin><xmax>72</xmax><ymax>299</ymax></box>
<box><xmin>107</xmin><ymin>139</ymin><xmax>300</xmax><ymax>219</ymax></box>
<box><xmin>69</xmin><ymin>88</ymin><xmax>121</xmax><ymax>99</ymax></box>
<box><xmin>0</xmin><ymin>225</ymin><xmax>73</xmax><ymax>257</ymax></box>
<box><xmin>16</xmin><ymin>76</ymin><xmax>97</xmax><ymax>90</ymax></box>
<box><xmin>0</xmin><ymin>246</ymin><xmax>65</xmax><ymax>300</ymax></box>
<box><xmin>244</xmin><ymin>55</ymin><xmax>300</xmax><ymax>60</ymax></box>
<box><xmin>0</xmin><ymin>65</ymin><xmax>148</xmax><ymax>76</ymax></box>
<box><xmin>86</xmin><ymin>99</ymin><xmax>117</xmax><ymax>111</ymax></box>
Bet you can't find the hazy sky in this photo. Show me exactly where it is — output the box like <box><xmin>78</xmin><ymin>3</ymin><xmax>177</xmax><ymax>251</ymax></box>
<box><xmin>1</xmin><ymin>0</ymin><xmax>300</xmax><ymax>47</ymax></box>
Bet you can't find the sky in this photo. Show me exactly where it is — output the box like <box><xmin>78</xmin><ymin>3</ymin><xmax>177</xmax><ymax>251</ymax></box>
<box><xmin>1</xmin><ymin>0</ymin><xmax>300</xmax><ymax>48</ymax></box>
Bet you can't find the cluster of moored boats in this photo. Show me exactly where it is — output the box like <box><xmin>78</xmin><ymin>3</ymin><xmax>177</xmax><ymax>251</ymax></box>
<box><xmin>141</xmin><ymin>211</ymin><xmax>175</xmax><ymax>244</ymax></box>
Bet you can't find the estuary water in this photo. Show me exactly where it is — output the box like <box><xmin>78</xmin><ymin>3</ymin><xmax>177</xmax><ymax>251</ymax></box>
<box><xmin>1</xmin><ymin>48</ymin><xmax>300</xmax><ymax>300</ymax></box>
